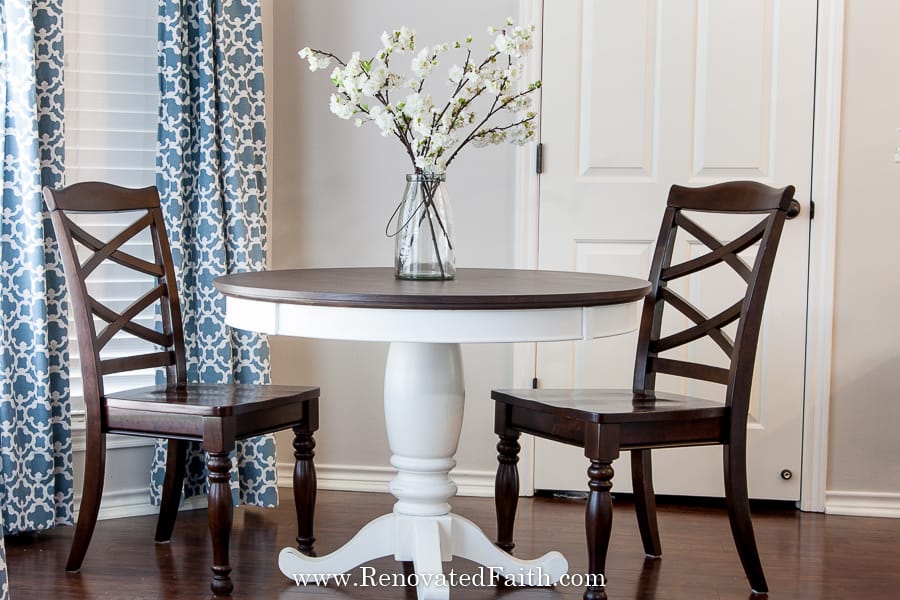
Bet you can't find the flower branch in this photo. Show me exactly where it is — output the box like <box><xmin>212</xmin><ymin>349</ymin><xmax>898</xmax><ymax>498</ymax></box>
<box><xmin>298</xmin><ymin>19</ymin><xmax>540</xmax><ymax>175</ymax></box>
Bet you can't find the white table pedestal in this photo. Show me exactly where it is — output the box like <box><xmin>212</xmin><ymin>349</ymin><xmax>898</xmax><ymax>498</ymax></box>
<box><xmin>278</xmin><ymin>342</ymin><xmax>568</xmax><ymax>599</ymax></box>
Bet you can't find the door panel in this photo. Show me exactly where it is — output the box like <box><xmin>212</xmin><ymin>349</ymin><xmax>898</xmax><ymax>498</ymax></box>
<box><xmin>534</xmin><ymin>0</ymin><xmax>815</xmax><ymax>500</ymax></box>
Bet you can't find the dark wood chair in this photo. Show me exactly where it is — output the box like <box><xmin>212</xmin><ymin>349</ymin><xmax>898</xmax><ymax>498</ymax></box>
<box><xmin>493</xmin><ymin>181</ymin><xmax>800</xmax><ymax>600</ymax></box>
<box><xmin>44</xmin><ymin>182</ymin><xmax>320</xmax><ymax>595</ymax></box>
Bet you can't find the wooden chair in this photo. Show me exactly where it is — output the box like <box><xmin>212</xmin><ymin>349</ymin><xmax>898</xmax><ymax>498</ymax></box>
<box><xmin>45</xmin><ymin>182</ymin><xmax>320</xmax><ymax>595</ymax></box>
<box><xmin>492</xmin><ymin>181</ymin><xmax>800</xmax><ymax>600</ymax></box>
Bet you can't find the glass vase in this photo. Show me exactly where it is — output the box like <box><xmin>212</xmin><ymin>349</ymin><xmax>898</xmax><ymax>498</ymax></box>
<box><xmin>392</xmin><ymin>173</ymin><xmax>455</xmax><ymax>280</ymax></box>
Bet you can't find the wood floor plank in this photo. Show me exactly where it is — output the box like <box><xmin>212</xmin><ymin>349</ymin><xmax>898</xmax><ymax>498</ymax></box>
<box><xmin>5</xmin><ymin>490</ymin><xmax>899</xmax><ymax>599</ymax></box>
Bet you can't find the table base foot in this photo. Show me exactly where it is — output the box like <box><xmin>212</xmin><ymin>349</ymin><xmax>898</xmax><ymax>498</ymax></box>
<box><xmin>450</xmin><ymin>513</ymin><xmax>568</xmax><ymax>587</ymax></box>
<box><xmin>279</xmin><ymin>513</ymin><xmax>395</xmax><ymax>580</ymax></box>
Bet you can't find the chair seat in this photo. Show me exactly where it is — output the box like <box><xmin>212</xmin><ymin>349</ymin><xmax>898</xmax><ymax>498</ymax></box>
<box><xmin>106</xmin><ymin>383</ymin><xmax>320</xmax><ymax>417</ymax></box>
<box><xmin>492</xmin><ymin>388</ymin><xmax>728</xmax><ymax>424</ymax></box>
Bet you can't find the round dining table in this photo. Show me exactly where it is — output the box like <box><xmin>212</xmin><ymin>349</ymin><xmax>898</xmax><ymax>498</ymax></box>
<box><xmin>214</xmin><ymin>267</ymin><xmax>650</xmax><ymax>600</ymax></box>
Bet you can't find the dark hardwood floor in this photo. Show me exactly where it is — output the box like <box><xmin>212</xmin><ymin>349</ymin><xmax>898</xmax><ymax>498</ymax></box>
<box><xmin>5</xmin><ymin>489</ymin><xmax>899</xmax><ymax>599</ymax></box>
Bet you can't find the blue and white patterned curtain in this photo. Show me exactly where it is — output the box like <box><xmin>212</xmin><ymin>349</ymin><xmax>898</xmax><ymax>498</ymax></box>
<box><xmin>151</xmin><ymin>0</ymin><xmax>277</xmax><ymax>507</ymax></box>
<box><xmin>0</xmin><ymin>0</ymin><xmax>72</xmax><ymax>593</ymax></box>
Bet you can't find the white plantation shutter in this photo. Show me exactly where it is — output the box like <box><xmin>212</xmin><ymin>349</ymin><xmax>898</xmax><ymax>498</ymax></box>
<box><xmin>64</xmin><ymin>0</ymin><xmax>160</xmax><ymax>416</ymax></box>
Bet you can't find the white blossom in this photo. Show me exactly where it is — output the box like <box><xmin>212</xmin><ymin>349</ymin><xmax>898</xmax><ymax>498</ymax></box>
<box><xmin>471</xmin><ymin>129</ymin><xmax>508</xmax><ymax>148</ymax></box>
<box><xmin>464</xmin><ymin>69</ymin><xmax>482</xmax><ymax>91</ymax></box>
<box><xmin>330</xmin><ymin>53</ymin><xmax>366</xmax><ymax>104</ymax></box>
<box><xmin>329</xmin><ymin>93</ymin><xmax>356</xmax><ymax>120</ymax></box>
<box><xmin>494</xmin><ymin>34</ymin><xmax>511</xmax><ymax>55</ymax></box>
<box><xmin>298</xmin><ymin>47</ymin><xmax>331</xmax><ymax>72</ymax></box>
<box><xmin>402</xmin><ymin>93</ymin><xmax>436</xmax><ymax>137</ymax></box>
<box><xmin>438</xmin><ymin>112</ymin><xmax>455</xmax><ymax>133</ymax></box>
<box><xmin>344</xmin><ymin>52</ymin><xmax>363</xmax><ymax>80</ymax></box>
<box><xmin>382</xmin><ymin>26</ymin><xmax>415</xmax><ymax>52</ymax></box>
<box><xmin>402</xmin><ymin>93</ymin><xmax>424</xmax><ymax>118</ymax></box>
<box><xmin>411</xmin><ymin>48</ymin><xmax>435</xmax><ymax>78</ymax></box>
<box><xmin>369</xmin><ymin>105</ymin><xmax>395</xmax><ymax>136</ymax></box>
<box><xmin>430</xmin><ymin>131</ymin><xmax>455</xmax><ymax>151</ymax></box>
<box><xmin>492</xmin><ymin>23</ymin><xmax>535</xmax><ymax>58</ymax></box>
<box><xmin>397</xmin><ymin>27</ymin><xmax>416</xmax><ymax>51</ymax></box>
<box><xmin>448</xmin><ymin>64</ymin><xmax>464</xmax><ymax>85</ymax></box>
<box><xmin>508</xmin><ymin>122</ymin><xmax>534</xmax><ymax>145</ymax></box>
<box><xmin>361</xmin><ymin>59</ymin><xmax>389</xmax><ymax>96</ymax></box>
<box><xmin>484</xmin><ymin>77</ymin><xmax>504</xmax><ymax>96</ymax></box>
<box><xmin>501</xmin><ymin>94</ymin><xmax>532</xmax><ymax>112</ymax></box>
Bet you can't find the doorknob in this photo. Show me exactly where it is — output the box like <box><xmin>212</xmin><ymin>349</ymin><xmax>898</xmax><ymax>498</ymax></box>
<box><xmin>786</xmin><ymin>200</ymin><xmax>801</xmax><ymax>219</ymax></box>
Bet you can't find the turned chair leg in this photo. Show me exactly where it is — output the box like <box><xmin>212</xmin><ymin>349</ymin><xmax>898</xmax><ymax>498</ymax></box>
<box><xmin>585</xmin><ymin>459</ymin><xmax>614</xmax><ymax>600</ymax></box>
<box><xmin>495</xmin><ymin>432</ymin><xmax>521</xmax><ymax>552</ymax></box>
<box><xmin>155</xmin><ymin>438</ymin><xmax>187</xmax><ymax>543</ymax></box>
<box><xmin>292</xmin><ymin>425</ymin><xmax>317</xmax><ymax>556</ymax></box>
<box><xmin>207</xmin><ymin>450</ymin><xmax>234</xmax><ymax>595</ymax></box>
<box><xmin>724</xmin><ymin>444</ymin><xmax>768</xmax><ymax>594</ymax></box>
<box><xmin>631</xmin><ymin>449</ymin><xmax>662</xmax><ymax>557</ymax></box>
<box><xmin>66</xmin><ymin>432</ymin><xmax>107</xmax><ymax>572</ymax></box>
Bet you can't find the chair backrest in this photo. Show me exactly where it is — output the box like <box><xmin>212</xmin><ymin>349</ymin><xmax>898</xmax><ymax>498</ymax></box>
<box><xmin>44</xmin><ymin>182</ymin><xmax>187</xmax><ymax>414</ymax></box>
<box><xmin>632</xmin><ymin>181</ymin><xmax>797</xmax><ymax>422</ymax></box>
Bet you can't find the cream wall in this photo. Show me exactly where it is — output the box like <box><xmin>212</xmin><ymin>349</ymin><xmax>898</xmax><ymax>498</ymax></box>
<box><xmin>266</xmin><ymin>1</ymin><xmax>521</xmax><ymax>492</ymax></box>
<box><xmin>827</xmin><ymin>1</ymin><xmax>900</xmax><ymax>512</ymax></box>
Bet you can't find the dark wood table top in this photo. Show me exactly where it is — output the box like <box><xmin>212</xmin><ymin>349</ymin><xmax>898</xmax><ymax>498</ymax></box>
<box><xmin>214</xmin><ymin>267</ymin><xmax>651</xmax><ymax>310</ymax></box>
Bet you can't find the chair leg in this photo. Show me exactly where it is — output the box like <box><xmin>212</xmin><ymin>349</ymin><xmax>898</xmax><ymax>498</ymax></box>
<box><xmin>495</xmin><ymin>432</ymin><xmax>521</xmax><ymax>552</ymax></box>
<box><xmin>724</xmin><ymin>444</ymin><xmax>768</xmax><ymax>594</ymax></box>
<box><xmin>155</xmin><ymin>438</ymin><xmax>187</xmax><ymax>543</ymax></box>
<box><xmin>207</xmin><ymin>450</ymin><xmax>234</xmax><ymax>595</ymax></box>
<box><xmin>292</xmin><ymin>425</ymin><xmax>317</xmax><ymax>556</ymax></box>
<box><xmin>585</xmin><ymin>459</ymin><xmax>614</xmax><ymax>600</ymax></box>
<box><xmin>631</xmin><ymin>449</ymin><xmax>662</xmax><ymax>557</ymax></box>
<box><xmin>66</xmin><ymin>431</ymin><xmax>107</xmax><ymax>572</ymax></box>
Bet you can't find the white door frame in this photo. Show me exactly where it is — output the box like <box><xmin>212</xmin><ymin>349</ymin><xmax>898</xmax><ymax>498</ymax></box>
<box><xmin>799</xmin><ymin>0</ymin><xmax>844</xmax><ymax>513</ymax></box>
<box><xmin>512</xmin><ymin>0</ymin><xmax>844</xmax><ymax>512</ymax></box>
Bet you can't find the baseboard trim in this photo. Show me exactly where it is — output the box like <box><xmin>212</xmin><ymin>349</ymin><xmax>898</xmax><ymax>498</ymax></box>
<box><xmin>825</xmin><ymin>490</ymin><xmax>900</xmax><ymax>518</ymax></box>
<box><xmin>73</xmin><ymin>460</ymin><xmax>496</xmax><ymax>521</ymax></box>
<box><xmin>276</xmin><ymin>462</ymin><xmax>495</xmax><ymax>497</ymax></box>
<box><xmin>74</xmin><ymin>488</ymin><xmax>207</xmax><ymax>522</ymax></box>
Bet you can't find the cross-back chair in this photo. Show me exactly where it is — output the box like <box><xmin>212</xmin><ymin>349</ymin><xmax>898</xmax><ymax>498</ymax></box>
<box><xmin>45</xmin><ymin>182</ymin><xmax>320</xmax><ymax>595</ymax></box>
<box><xmin>493</xmin><ymin>181</ymin><xmax>799</xmax><ymax>600</ymax></box>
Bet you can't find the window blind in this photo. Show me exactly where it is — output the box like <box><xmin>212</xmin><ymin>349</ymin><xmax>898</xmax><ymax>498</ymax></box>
<box><xmin>63</xmin><ymin>0</ymin><xmax>159</xmax><ymax>416</ymax></box>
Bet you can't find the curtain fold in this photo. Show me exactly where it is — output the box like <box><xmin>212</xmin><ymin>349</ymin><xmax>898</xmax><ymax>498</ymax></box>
<box><xmin>151</xmin><ymin>0</ymin><xmax>277</xmax><ymax>507</ymax></box>
<box><xmin>1</xmin><ymin>0</ymin><xmax>71</xmax><ymax>594</ymax></box>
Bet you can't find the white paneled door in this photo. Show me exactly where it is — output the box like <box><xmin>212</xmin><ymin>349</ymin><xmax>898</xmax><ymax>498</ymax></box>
<box><xmin>534</xmin><ymin>0</ymin><xmax>816</xmax><ymax>500</ymax></box>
